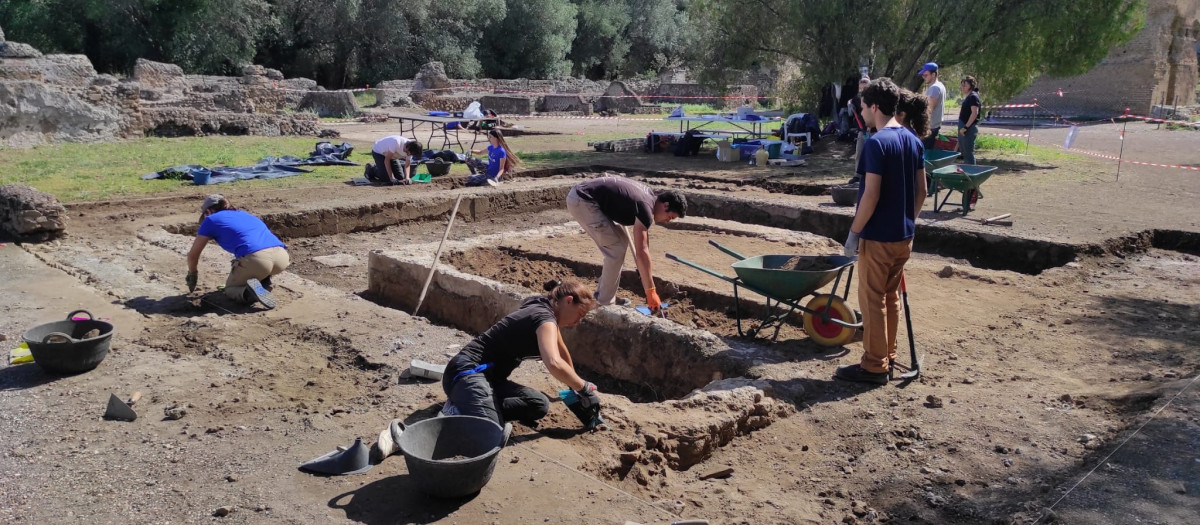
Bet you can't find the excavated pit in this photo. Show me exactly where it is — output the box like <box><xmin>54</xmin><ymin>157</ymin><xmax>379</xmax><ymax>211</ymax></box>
<box><xmin>366</xmin><ymin>219</ymin><xmax>852</xmax><ymax>401</ymax></box>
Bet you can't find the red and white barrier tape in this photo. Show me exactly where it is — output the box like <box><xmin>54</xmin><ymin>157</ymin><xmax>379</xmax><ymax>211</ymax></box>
<box><xmin>1029</xmin><ymin>136</ymin><xmax>1200</xmax><ymax>172</ymax></box>
<box><xmin>984</xmin><ymin>103</ymin><xmax>1038</xmax><ymax>109</ymax></box>
<box><xmin>1124</xmin><ymin>114</ymin><xmax>1200</xmax><ymax>128</ymax></box>
<box><xmin>982</xmin><ymin>132</ymin><xmax>1030</xmax><ymax>138</ymax></box>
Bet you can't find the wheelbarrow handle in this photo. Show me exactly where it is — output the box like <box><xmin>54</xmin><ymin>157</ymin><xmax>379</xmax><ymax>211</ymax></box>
<box><xmin>707</xmin><ymin>240</ymin><xmax>747</xmax><ymax>261</ymax></box>
<box><xmin>666</xmin><ymin>253</ymin><xmax>738</xmax><ymax>284</ymax></box>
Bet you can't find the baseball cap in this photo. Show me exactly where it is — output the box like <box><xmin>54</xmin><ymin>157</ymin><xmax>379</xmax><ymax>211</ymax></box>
<box><xmin>917</xmin><ymin>62</ymin><xmax>938</xmax><ymax>76</ymax></box>
<box><xmin>200</xmin><ymin>194</ymin><xmax>225</xmax><ymax>212</ymax></box>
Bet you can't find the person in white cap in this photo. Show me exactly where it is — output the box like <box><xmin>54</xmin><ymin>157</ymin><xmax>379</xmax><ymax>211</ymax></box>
<box><xmin>186</xmin><ymin>194</ymin><xmax>289</xmax><ymax>309</ymax></box>
<box><xmin>917</xmin><ymin>62</ymin><xmax>945</xmax><ymax>148</ymax></box>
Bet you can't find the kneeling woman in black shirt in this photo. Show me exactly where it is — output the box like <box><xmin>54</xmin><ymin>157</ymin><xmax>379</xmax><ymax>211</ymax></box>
<box><xmin>442</xmin><ymin>280</ymin><xmax>600</xmax><ymax>427</ymax></box>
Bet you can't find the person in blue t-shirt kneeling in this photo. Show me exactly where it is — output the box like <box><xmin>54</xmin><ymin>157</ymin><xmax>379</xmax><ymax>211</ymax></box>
<box><xmin>465</xmin><ymin>129</ymin><xmax>522</xmax><ymax>187</ymax></box>
<box><xmin>186</xmin><ymin>194</ymin><xmax>289</xmax><ymax>309</ymax></box>
<box><xmin>837</xmin><ymin>78</ymin><xmax>929</xmax><ymax>386</ymax></box>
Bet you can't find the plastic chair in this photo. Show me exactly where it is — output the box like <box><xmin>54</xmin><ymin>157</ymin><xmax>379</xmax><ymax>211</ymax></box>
<box><xmin>783</xmin><ymin>113</ymin><xmax>813</xmax><ymax>148</ymax></box>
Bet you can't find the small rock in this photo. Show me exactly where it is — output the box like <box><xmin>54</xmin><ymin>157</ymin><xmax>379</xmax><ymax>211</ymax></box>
<box><xmin>919</xmin><ymin>466</ymin><xmax>932</xmax><ymax>474</ymax></box>
<box><xmin>995</xmin><ymin>445</ymin><xmax>1011</xmax><ymax>454</ymax></box>
<box><xmin>963</xmin><ymin>377</ymin><xmax>976</xmax><ymax>385</ymax></box>
<box><xmin>698</xmin><ymin>466</ymin><xmax>734</xmax><ymax>480</ymax></box>
<box><xmin>510</xmin><ymin>456</ymin><xmax>520</xmax><ymax>464</ymax></box>
<box><xmin>925</xmin><ymin>395</ymin><xmax>944</xmax><ymax>408</ymax></box>
<box><xmin>842</xmin><ymin>465</ymin><xmax>854</xmax><ymax>474</ymax></box>
<box><xmin>1079</xmin><ymin>434</ymin><xmax>1097</xmax><ymax>444</ymax></box>
<box><xmin>1003</xmin><ymin>458</ymin><xmax>1014</xmax><ymax>467</ymax></box>
<box><xmin>225</xmin><ymin>474</ymin><xmax>237</xmax><ymax>482</ymax></box>
<box><xmin>937</xmin><ymin>265</ymin><xmax>954</xmax><ymax>278</ymax></box>
<box><xmin>163</xmin><ymin>406</ymin><xmax>187</xmax><ymax>420</ymax></box>
<box><xmin>213</xmin><ymin>506</ymin><xmax>234</xmax><ymax>517</ymax></box>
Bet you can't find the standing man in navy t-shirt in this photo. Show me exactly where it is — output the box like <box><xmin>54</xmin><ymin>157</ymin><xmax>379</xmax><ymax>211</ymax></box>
<box><xmin>186</xmin><ymin>194</ymin><xmax>290</xmax><ymax>309</ymax></box>
<box><xmin>837</xmin><ymin>78</ymin><xmax>928</xmax><ymax>385</ymax></box>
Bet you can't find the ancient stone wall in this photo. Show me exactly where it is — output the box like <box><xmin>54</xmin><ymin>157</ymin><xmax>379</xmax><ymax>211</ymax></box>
<box><xmin>141</xmin><ymin>108</ymin><xmax>317</xmax><ymax>138</ymax></box>
<box><xmin>480</xmin><ymin>95</ymin><xmax>534</xmax><ymax>115</ymax></box>
<box><xmin>539</xmin><ymin>94</ymin><xmax>592</xmax><ymax>113</ymax></box>
<box><xmin>1017</xmin><ymin>0</ymin><xmax>1199</xmax><ymax>116</ymax></box>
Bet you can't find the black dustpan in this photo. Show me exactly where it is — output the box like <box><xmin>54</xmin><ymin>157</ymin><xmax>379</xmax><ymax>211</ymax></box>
<box><xmin>299</xmin><ymin>437</ymin><xmax>373</xmax><ymax>475</ymax></box>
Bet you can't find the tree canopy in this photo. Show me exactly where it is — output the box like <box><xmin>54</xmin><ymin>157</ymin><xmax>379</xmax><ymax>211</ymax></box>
<box><xmin>1</xmin><ymin>0</ymin><xmax>702</xmax><ymax>86</ymax></box>
<box><xmin>1</xmin><ymin>0</ymin><xmax>1145</xmax><ymax>99</ymax></box>
<box><xmin>694</xmin><ymin>0</ymin><xmax>1145</xmax><ymax>105</ymax></box>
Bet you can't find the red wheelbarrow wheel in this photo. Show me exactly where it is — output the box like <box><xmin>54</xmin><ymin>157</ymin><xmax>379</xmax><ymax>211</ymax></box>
<box><xmin>802</xmin><ymin>294</ymin><xmax>857</xmax><ymax>347</ymax></box>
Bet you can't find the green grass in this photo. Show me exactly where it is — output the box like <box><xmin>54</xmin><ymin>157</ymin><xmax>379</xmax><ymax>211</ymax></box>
<box><xmin>517</xmin><ymin>150</ymin><xmax>586</xmax><ymax>166</ymax></box>
<box><xmin>974</xmin><ymin>135</ymin><xmax>1026</xmax><ymax>154</ymax></box>
<box><xmin>0</xmin><ymin>136</ymin><xmax>361</xmax><ymax>202</ymax></box>
<box><xmin>353</xmin><ymin>91</ymin><xmax>377</xmax><ymax>108</ymax></box>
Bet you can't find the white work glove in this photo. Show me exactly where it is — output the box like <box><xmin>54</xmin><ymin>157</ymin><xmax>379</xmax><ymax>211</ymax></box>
<box><xmin>844</xmin><ymin>231</ymin><xmax>860</xmax><ymax>257</ymax></box>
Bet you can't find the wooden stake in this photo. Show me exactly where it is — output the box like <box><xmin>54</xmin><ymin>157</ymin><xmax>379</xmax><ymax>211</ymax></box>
<box><xmin>414</xmin><ymin>195</ymin><xmax>463</xmax><ymax>316</ymax></box>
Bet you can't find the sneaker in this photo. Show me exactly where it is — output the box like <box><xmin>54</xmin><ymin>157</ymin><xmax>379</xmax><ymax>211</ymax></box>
<box><xmin>363</xmin><ymin>163</ymin><xmax>376</xmax><ymax>182</ymax></box>
<box><xmin>614</xmin><ymin>297</ymin><xmax>632</xmax><ymax>307</ymax></box>
<box><xmin>834</xmin><ymin>364</ymin><xmax>888</xmax><ymax>385</ymax></box>
<box><xmin>369</xmin><ymin>418</ymin><xmax>404</xmax><ymax>463</ymax></box>
<box><xmin>485</xmin><ymin>178</ymin><xmax>499</xmax><ymax>187</ymax></box>
<box><xmin>243</xmin><ymin>278</ymin><xmax>276</xmax><ymax>309</ymax></box>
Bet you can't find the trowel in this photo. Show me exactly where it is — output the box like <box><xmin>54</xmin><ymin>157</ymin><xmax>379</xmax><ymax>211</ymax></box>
<box><xmin>103</xmin><ymin>391</ymin><xmax>141</xmax><ymax>422</ymax></box>
<box><xmin>635</xmin><ymin>302</ymin><xmax>669</xmax><ymax>317</ymax></box>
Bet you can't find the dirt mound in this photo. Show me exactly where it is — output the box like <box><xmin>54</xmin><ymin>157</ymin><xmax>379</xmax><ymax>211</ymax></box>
<box><xmin>780</xmin><ymin>255</ymin><xmax>839</xmax><ymax>272</ymax></box>
<box><xmin>596</xmin><ymin>384</ymin><xmax>795</xmax><ymax>486</ymax></box>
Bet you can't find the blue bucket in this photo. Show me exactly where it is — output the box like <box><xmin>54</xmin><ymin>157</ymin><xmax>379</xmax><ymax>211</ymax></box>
<box><xmin>191</xmin><ymin>169</ymin><xmax>212</xmax><ymax>186</ymax></box>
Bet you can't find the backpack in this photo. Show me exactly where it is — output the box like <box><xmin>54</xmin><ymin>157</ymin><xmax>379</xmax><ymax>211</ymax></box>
<box><xmin>673</xmin><ymin>129</ymin><xmax>704</xmax><ymax>157</ymax></box>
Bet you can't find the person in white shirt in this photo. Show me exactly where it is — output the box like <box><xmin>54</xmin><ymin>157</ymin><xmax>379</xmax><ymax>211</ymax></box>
<box><xmin>917</xmin><ymin>62</ymin><xmax>945</xmax><ymax>149</ymax></box>
<box><xmin>368</xmin><ymin>135</ymin><xmax>423</xmax><ymax>185</ymax></box>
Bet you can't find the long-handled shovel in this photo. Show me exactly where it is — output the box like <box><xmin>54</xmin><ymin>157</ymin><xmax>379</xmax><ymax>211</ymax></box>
<box><xmin>893</xmin><ymin>273</ymin><xmax>922</xmax><ymax>381</ymax></box>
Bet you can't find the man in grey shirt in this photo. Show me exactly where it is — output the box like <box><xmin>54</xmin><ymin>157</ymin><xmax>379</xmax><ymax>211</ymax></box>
<box><xmin>918</xmin><ymin>62</ymin><xmax>945</xmax><ymax>148</ymax></box>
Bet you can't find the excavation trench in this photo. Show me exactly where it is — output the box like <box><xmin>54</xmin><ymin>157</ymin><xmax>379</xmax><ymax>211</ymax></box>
<box><xmin>158</xmin><ymin>168</ymin><xmax>1160</xmax><ymax>275</ymax></box>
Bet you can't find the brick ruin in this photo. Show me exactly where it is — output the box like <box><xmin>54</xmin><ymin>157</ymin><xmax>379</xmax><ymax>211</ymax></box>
<box><xmin>0</xmin><ymin>27</ymin><xmax>772</xmax><ymax>148</ymax></box>
<box><xmin>1017</xmin><ymin>0</ymin><xmax>1199</xmax><ymax>117</ymax></box>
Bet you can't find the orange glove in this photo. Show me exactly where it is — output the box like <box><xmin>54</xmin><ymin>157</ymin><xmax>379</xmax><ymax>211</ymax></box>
<box><xmin>646</xmin><ymin>287</ymin><xmax>662</xmax><ymax>313</ymax></box>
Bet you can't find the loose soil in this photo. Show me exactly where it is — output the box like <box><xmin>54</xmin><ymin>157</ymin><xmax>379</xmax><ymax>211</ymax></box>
<box><xmin>3</xmin><ymin>116</ymin><xmax>1199</xmax><ymax>525</ymax></box>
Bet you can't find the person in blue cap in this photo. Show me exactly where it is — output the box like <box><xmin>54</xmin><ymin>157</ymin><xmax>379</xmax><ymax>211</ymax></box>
<box><xmin>186</xmin><ymin>194</ymin><xmax>288</xmax><ymax>309</ymax></box>
<box><xmin>917</xmin><ymin>62</ymin><xmax>945</xmax><ymax>149</ymax></box>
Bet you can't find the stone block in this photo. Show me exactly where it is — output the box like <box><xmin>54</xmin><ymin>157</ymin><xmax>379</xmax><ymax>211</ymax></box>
<box><xmin>0</xmin><ymin>42</ymin><xmax>42</xmax><ymax>58</ymax></box>
<box><xmin>414</xmin><ymin>61</ymin><xmax>451</xmax><ymax>91</ymax></box>
<box><xmin>134</xmin><ymin>59</ymin><xmax>186</xmax><ymax>90</ymax></box>
<box><xmin>297</xmin><ymin>90</ymin><xmax>359</xmax><ymax>117</ymax></box>
<box><xmin>0</xmin><ymin>185</ymin><xmax>68</xmax><ymax>241</ymax></box>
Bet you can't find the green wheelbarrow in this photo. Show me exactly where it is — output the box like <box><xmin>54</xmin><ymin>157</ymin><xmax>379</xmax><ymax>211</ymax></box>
<box><xmin>929</xmin><ymin>164</ymin><xmax>998</xmax><ymax>215</ymax></box>
<box><xmin>666</xmin><ymin>240</ymin><xmax>862</xmax><ymax>347</ymax></box>
<box><xmin>924</xmin><ymin>149</ymin><xmax>961</xmax><ymax>191</ymax></box>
